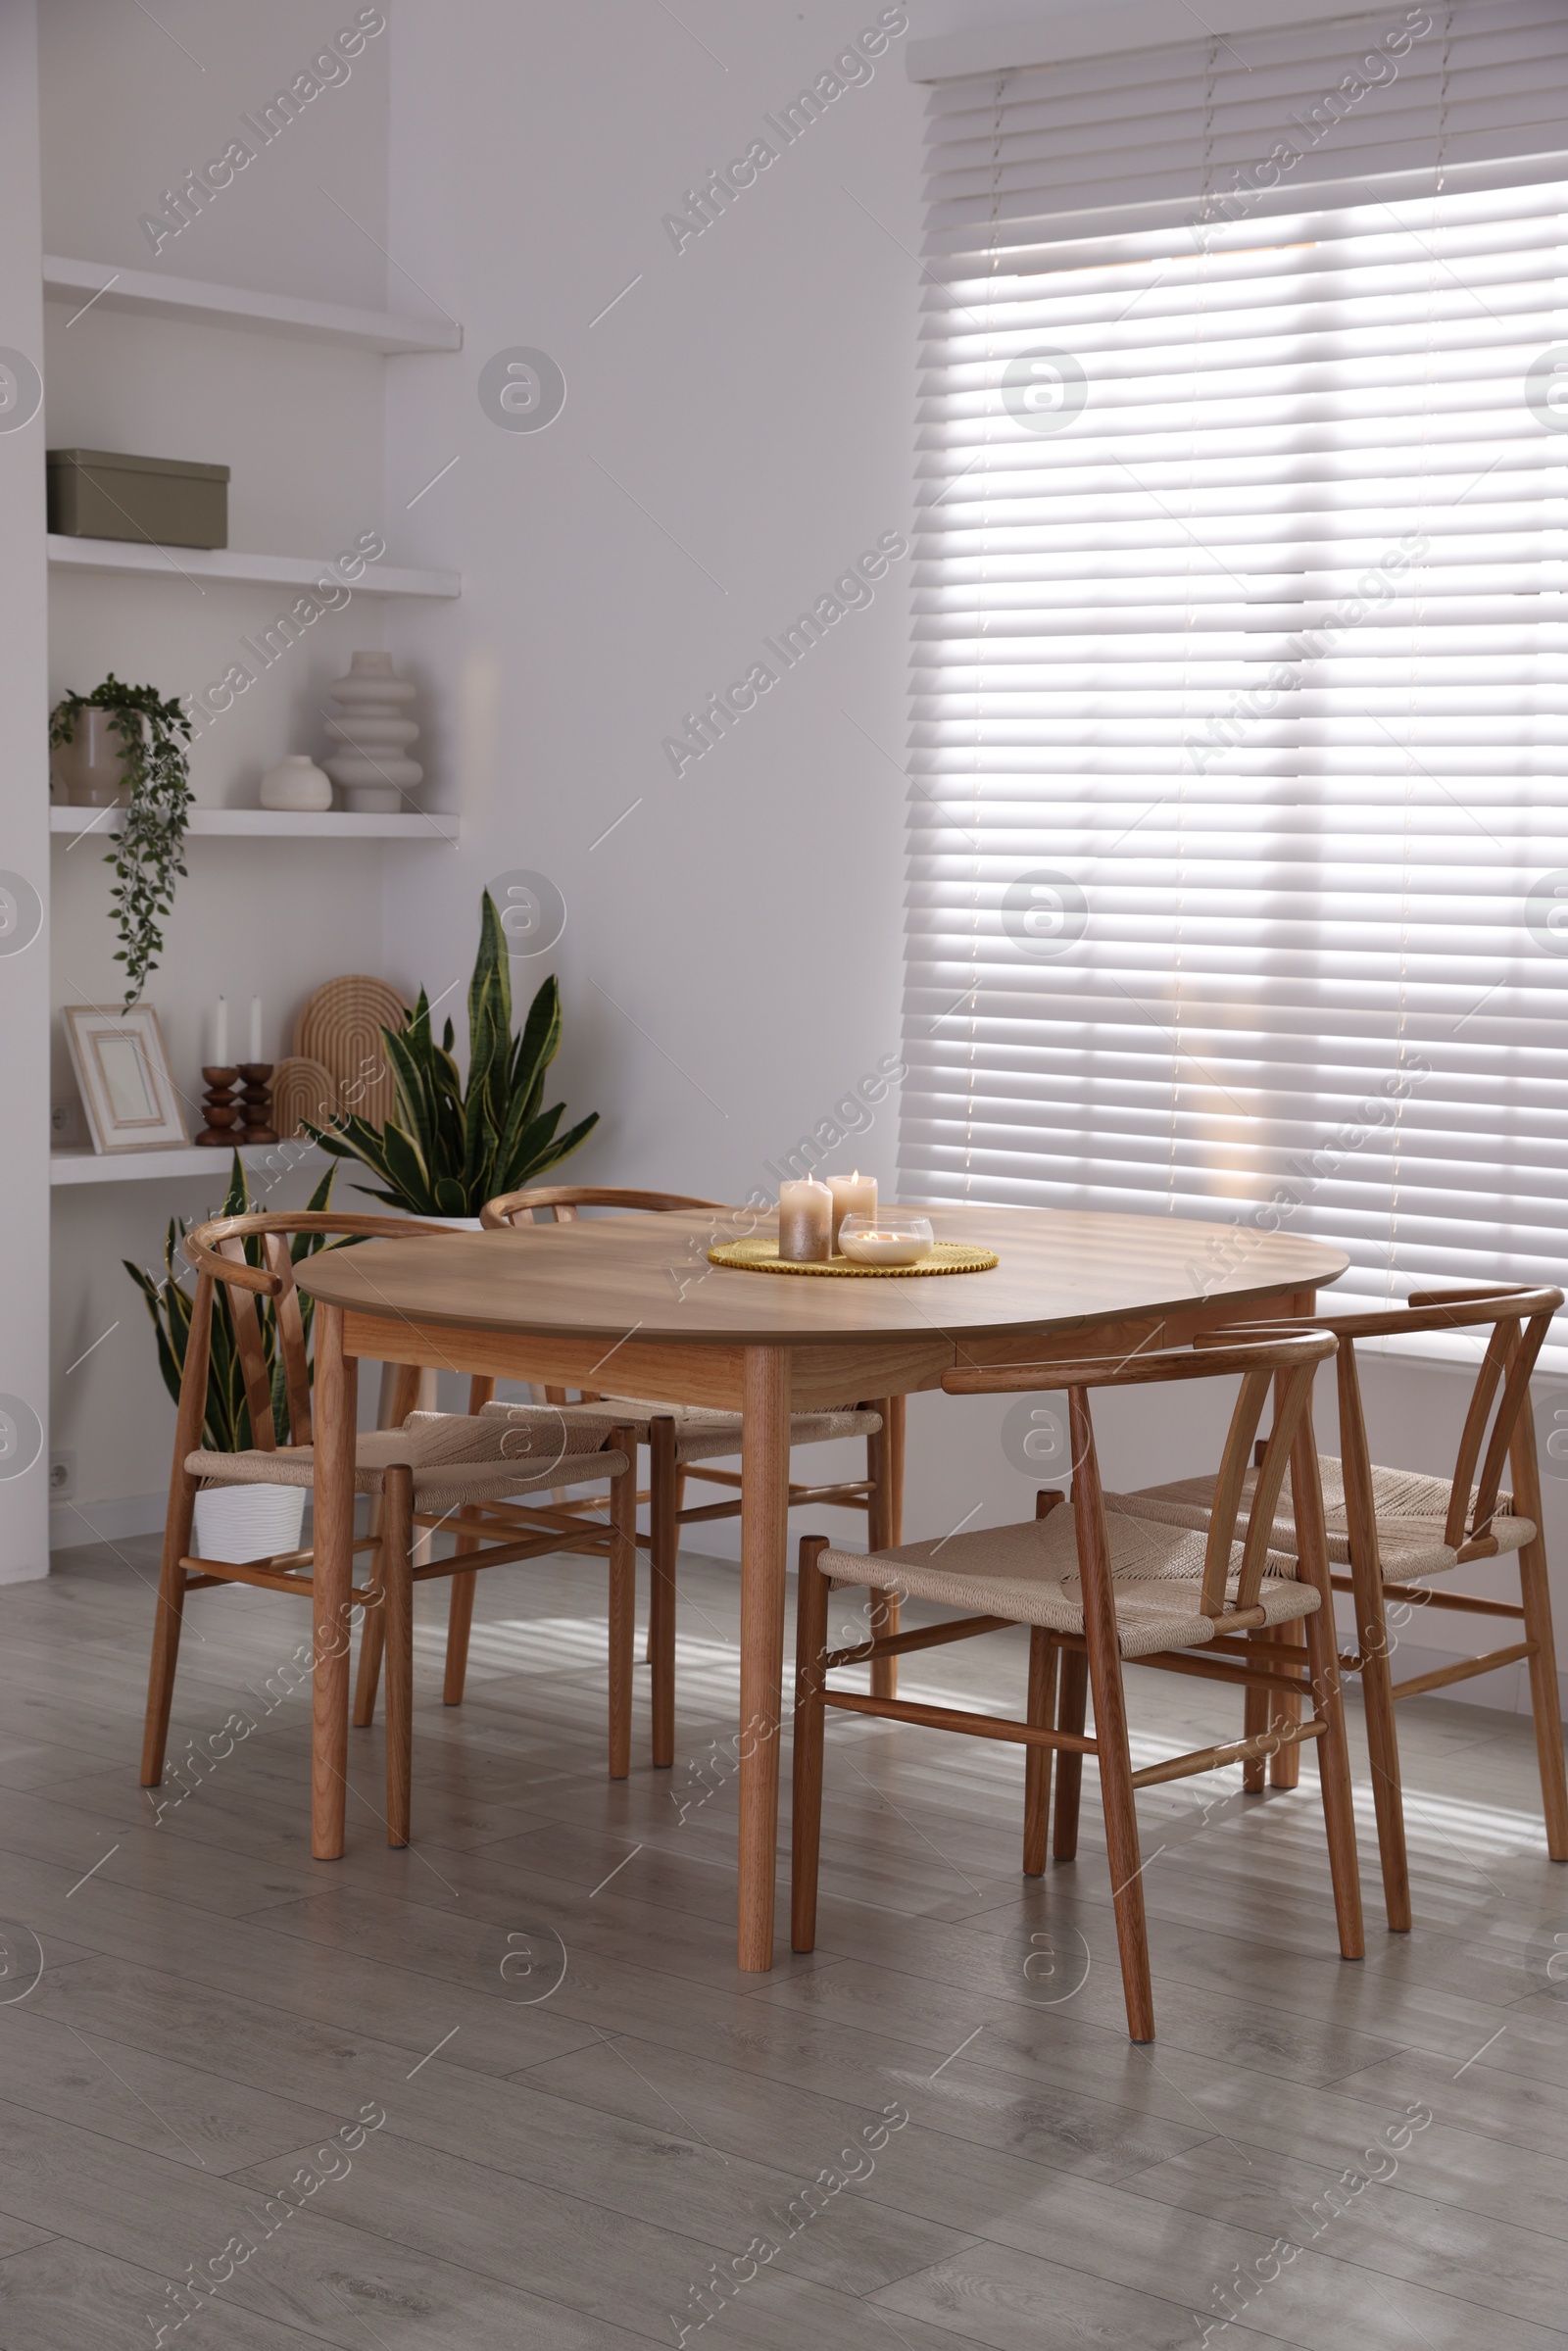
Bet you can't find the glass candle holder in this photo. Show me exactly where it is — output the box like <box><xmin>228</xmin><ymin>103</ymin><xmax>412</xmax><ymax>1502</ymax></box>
<box><xmin>836</xmin><ymin>1214</ymin><xmax>934</xmax><ymax>1267</ymax></box>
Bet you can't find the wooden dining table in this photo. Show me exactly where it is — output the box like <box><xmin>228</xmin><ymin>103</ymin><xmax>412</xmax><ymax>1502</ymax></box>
<box><xmin>295</xmin><ymin>1201</ymin><xmax>1348</xmax><ymax>1969</ymax></box>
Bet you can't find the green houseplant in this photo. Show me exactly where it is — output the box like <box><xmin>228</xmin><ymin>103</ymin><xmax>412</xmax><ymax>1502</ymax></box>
<box><xmin>307</xmin><ymin>891</ymin><xmax>600</xmax><ymax>1214</ymax></box>
<box><xmin>126</xmin><ymin>1155</ymin><xmax>346</xmax><ymax>1564</ymax></box>
<box><xmin>50</xmin><ymin>673</ymin><xmax>194</xmax><ymax>1004</ymax></box>
<box><xmin>125</xmin><ymin>1154</ymin><xmax>342</xmax><ymax>1454</ymax></box>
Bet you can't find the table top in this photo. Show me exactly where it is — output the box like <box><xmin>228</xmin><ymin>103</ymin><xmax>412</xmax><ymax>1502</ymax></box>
<box><xmin>294</xmin><ymin>1203</ymin><xmax>1348</xmax><ymax>1349</ymax></box>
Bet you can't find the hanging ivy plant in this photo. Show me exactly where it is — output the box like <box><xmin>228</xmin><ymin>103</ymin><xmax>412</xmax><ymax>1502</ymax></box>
<box><xmin>49</xmin><ymin>673</ymin><xmax>194</xmax><ymax>1004</ymax></box>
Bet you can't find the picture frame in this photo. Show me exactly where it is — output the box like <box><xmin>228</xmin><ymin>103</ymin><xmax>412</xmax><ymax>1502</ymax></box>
<box><xmin>63</xmin><ymin>1004</ymin><xmax>189</xmax><ymax>1153</ymax></box>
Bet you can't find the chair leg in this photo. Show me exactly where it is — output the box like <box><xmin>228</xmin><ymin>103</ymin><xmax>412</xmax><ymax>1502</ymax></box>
<box><xmin>441</xmin><ymin>1514</ymin><xmax>481</xmax><ymax>1706</ymax></box>
<box><xmin>1023</xmin><ymin>1627</ymin><xmax>1058</xmax><ymax>1876</ymax></box>
<box><xmin>140</xmin><ymin>1476</ymin><xmax>196</xmax><ymax>1788</ymax></box>
<box><xmin>352</xmin><ymin>1583</ymin><xmax>385</xmax><ymax>1727</ymax></box>
<box><xmin>357</xmin><ymin>1359</ymin><xmax>427</xmax><ymax>1729</ymax></box>
<box><xmin>1519</xmin><ymin>1543</ymin><xmax>1568</xmax><ymax>1861</ymax></box>
<box><xmin>1242</xmin><ymin>1656</ymin><xmax>1270</xmax><ymax>1793</ymax></box>
<box><xmin>647</xmin><ymin>1468</ymin><xmax>687</xmax><ymax>1665</ymax></box>
<box><xmin>791</xmin><ymin>1536</ymin><xmax>831</xmax><ymax>1952</ymax></box>
<box><xmin>868</xmin><ymin>1397</ymin><xmax>905</xmax><ymax>1700</ymax></box>
<box><xmin>440</xmin><ymin>1375</ymin><xmax>495</xmax><ymax>1706</ymax></box>
<box><xmin>1065</xmin><ymin>1388</ymin><xmax>1153</xmax><ymax>2040</ymax></box>
<box><xmin>1053</xmin><ymin>1647</ymin><xmax>1089</xmax><ymax>1860</ymax></box>
<box><xmin>1302</xmin><ymin>1597</ymin><xmax>1365</xmax><ymax>1959</ymax></box>
<box><xmin>608</xmin><ymin>1431</ymin><xmax>638</xmax><ymax>1780</ymax></box>
<box><xmin>1268</xmin><ymin>1617</ymin><xmax>1304</xmax><ymax>1788</ymax></box>
<box><xmin>1354</xmin><ymin>1562</ymin><xmax>1411</xmax><ymax>1931</ymax></box>
<box><xmin>1509</xmin><ymin>1412</ymin><xmax>1568</xmax><ymax>1858</ymax></box>
<box><xmin>381</xmin><ymin>1465</ymin><xmax>414</xmax><ymax>1849</ymax></box>
<box><xmin>649</xmin><ymin>1420</ymin><xmax>677</xmax><ymax>1768</ymax></box>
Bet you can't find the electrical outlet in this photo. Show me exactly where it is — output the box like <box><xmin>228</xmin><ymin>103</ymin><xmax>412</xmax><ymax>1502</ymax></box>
<box><xmin>51</xmin><ymin>1100</ymin><xmax>80</xmax><ymax>1144</ymax></box>
<box><xmin>48</xmin><ymin>1450</ymin><xmax>75</xmax><ymax>1500</ymax></box>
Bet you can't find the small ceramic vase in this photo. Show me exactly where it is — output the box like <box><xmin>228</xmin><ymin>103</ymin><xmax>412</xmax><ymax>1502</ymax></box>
<box><xmin>322</xmin><ymin>651</ymin><xmax>422</xmax><ymax>815</ymax></box>
<box><xmin>259</xmin><ymin>755</ymin><xmax>334</xmax><ymax>811</ymax></box>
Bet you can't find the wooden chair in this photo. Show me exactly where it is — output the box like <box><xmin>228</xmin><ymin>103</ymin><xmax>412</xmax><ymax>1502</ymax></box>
<box><xmin>791</xmin><ymin>1332</ymin><xmax>1363</xmax><ymax>2042</ymax></box>
<box><xmin>1115</xmin><ymin>1285</ymin><xmax>1568</xmax><ymax>1929</ymax></box>
<box><xmin>140</xmin><ymin>1210</ymin><xmax>631</xmax><ymax>1843</ymax></box>
<box><xmin>427</xmin><ymin>1185</ymin><xmax>905</xmax><ymax>1770</ymax></box>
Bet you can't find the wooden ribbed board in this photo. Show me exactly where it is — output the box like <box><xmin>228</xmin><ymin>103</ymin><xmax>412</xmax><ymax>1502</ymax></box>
<box><xmin>269</xmin><ymin>1056</ymin><xmax>340</xmax><ymax>1141</ymax></box>
<box><xmin>293</xmin><ymin>975</ymin><xmax>408</xmax><ymax>1129</ymax></box>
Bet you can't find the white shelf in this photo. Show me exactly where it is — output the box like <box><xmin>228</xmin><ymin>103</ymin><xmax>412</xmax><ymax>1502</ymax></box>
<box><xmin>50</xmin><ymin>806</ymin><xmax>458</xmax><ymax>841</ymax></box>
<box><xmin>51</xmin><ymin>1142</ymin><xmax>324</xmax><ymax>1188</ymax></box>
<box><xmin>47</xmin><ymin>535</ymin><xmax>460</xmax><ymax>598</ymax></box>
<box><xmin>42</xmin><ymin>255</ymin><xmax>462</xmax><ymax>355</ymax></box>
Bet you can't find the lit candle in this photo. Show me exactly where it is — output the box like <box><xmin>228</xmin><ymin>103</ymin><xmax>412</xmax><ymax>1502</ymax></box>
<box><xmin>213</xmin><ymin>995</ymin><xmax>229</xmax><ymax>1066</ymax></box>
<box><xmin>839</xmin><ymin>1228</ymin><xmax>926</xmax><ymax>1267</ymax></box>
<box><xmin>827</xmin><ymin>1170</ymin><xmax>877</xmax><ymax>1251</ymax></box>
<box><xmin>777</xmin><ymin>1176</ymin><xmax>832</xmax><ymax>1262</ymax></box>
<box><xmin>248</xmin><ymin>995</ymin><xmax>263</xmax><ymax>1063</ymax></box>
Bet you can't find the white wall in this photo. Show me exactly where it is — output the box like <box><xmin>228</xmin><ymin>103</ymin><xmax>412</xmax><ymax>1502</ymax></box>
<box><xmin>380</xmin><ymin>0</ymin><xmax>916</xmax><ymax>1206</ymax></box>
<box><xmin>0</xmin><ymin>0</ymin><xmax>52</xmax><ymax>1583</ymax></box>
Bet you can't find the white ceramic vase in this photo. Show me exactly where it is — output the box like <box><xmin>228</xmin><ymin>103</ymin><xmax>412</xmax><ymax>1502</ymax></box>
<box><xmin>322</xmin><ymin>652</ymin><xmax>422</xmax><ymax>814</ymax></box>
<box><xmin>260</xmin><ymin>755</ymin><xmax>334</xmax><ymax>811</ymax></box>
<box><xmin>192</xmin><ymin>1482</ymin><xmax>306</xmax><ymax>1565</ymax></box>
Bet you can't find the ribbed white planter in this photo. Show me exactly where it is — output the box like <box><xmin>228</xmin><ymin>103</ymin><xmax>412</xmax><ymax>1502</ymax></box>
<box><xmin>193</xmin><ymin>1482</ymin><xmax>306</xmax><ymax>1565</ymax></box>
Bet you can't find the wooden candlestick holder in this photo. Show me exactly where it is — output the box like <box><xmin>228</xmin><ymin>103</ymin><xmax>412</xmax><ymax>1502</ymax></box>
<box><xmin>195</xmin><ymin>1066</ymin><xmax>241</xmax><ymax>1147</ymax></box>
<box><xmin>238</xmin><ymin>1062</ymin><xmax>278</xmax><ymax>1145</ymax></box>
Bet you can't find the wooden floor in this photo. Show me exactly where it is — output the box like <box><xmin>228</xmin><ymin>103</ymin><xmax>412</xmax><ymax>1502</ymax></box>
<box><xmin>2</xmin><ymin>1535</ymin><xmax>1567</xmax><ymax>2350</ymax></box>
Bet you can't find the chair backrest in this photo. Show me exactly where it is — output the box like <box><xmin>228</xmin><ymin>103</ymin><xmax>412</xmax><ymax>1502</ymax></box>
<box><xmin>181</xmin><ymin>1210</ymin><xmax>453</xmax><ymax>1452</ymax></box>
<box><xmin>1209</xmin><ymin>1285</ymin><xmax>1562</xmax><ymax>1555</ymax></box>
<box><xmin>946</xmin><ymin>1333</ymin><xmax>1338</xmax><ymax>1617</ymax></box>
<box><xmin>480</xmin><ymin>1185</ymin><xmax>724</xmax><ymax>1229</ymax></box>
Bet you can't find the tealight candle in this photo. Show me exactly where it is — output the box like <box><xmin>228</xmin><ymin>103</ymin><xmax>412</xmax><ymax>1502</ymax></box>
<box><xmin>827</xmin><ymin>1169</ymin><xmax>877</xmax><ymax>1251</ymax></box>
<box><xmin>838</xmin><ymin>1228</ymin><xmax>926</xmax><ymax>1266</ymax></box>
<box><xmin>778</xmin><ymin>1176</ymin><xmax>832</xmax><ymax>1262</ymax></box>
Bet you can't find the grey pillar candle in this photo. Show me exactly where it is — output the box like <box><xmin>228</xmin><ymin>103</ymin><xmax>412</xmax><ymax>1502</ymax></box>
<box><xmin>777</xmin><ymin>1177</ymin><xmax>832</xmax><ymax>1261</ymax></box>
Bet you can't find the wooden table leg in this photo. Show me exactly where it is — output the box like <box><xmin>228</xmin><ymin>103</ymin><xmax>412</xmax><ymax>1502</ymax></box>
<box><xmin>738</xmin><ymin>1346</ymin><xmax>791</xmax><ymax>1972</ymax></box>
<box><xmin>312</xmin><ymin>1304</ymin><xmax>358</xmax><ymax>1861</ymax></box>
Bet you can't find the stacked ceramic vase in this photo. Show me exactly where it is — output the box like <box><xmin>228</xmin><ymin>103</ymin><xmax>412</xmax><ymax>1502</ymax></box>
<box><xmin>322</xmin><ymin>652</ymin><xmax>422</xmax><ymax>813</ymax></box>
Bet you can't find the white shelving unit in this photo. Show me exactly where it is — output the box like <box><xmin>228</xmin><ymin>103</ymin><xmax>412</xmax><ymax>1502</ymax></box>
<box><xmin>47</xmin><ymin>535</ymin><xmax>459</xmax><ymax>599</ymax></box>
<box><xmin>49</xmin><ymin>805</ymin><xmax>458</xmax><ymax>841</ymax></box>
<box><xmin>51</xmin><ymin>1142</ymin><xmax>325</xmax><ymax>1188</ymax></box>
<box><xmin>46</xmin><ymin>257</ymin><xmax>461</xmax><ymax>1218</ymax></box>
<box><xmin>42</xmin><ymin>256</ymin><xmax>462</xmax><ymax>356</ymax></box>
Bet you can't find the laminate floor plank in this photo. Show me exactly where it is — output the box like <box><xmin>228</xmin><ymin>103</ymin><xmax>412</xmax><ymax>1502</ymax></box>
<box><xmin>1123</xmin><ymin>2135</ymin><xmax>1568</xmax><ymax>2332</ymax></box>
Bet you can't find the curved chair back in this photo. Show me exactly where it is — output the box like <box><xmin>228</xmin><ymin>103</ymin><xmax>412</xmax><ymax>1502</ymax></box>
<box><xmin>180</xmin><ymin>1210</ymin><xmax>453</xmax><ymax>1453</ymax></box>
<box><xmin>480</xmin><ymin>1185</ymin><xmax>724</xmax><ymax>1229</ymax></box>
<box><xmin>946</xmin><ymin>1332</ymin><xmax>1338</xmax><ymax>1619</ymax></box>
<box><xmin>1205</xmin><ymin>1285</ymin><xmax>1563</xmax><ymax>1555</ymax></box>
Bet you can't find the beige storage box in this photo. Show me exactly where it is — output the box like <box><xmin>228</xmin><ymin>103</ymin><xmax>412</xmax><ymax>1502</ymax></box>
<box><xmin>46</xmin><ymin>448</ymin><xmax>229</xmax><ymax>548</ymax></box>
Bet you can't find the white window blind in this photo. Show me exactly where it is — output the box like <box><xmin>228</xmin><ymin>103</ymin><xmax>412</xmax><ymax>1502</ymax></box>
<box><xmin>903</xmin><ymin>0</ymin><xmax>1568</xmax><ymax>1337</ymax></box>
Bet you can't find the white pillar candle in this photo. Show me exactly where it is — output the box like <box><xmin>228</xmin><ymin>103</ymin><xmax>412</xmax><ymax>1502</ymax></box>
<box><xmin>827</xmin><ymin>1170</ymin><xmax>877</xmax><ymax>1251</ymax></box>
<box><xmin>248</xmin><ymin>995</ymin><xmax>263</xmax><ymax>1063</ymax></box>
<box><xmin>778</xmin><ymin>1176</ymin><xmax>832</xmax><ymax>1262</ymax></box>
<box><xmin>213</xmin><ymin>995</ymin><xmax>229</xmax><ymax>1066</ymax></box>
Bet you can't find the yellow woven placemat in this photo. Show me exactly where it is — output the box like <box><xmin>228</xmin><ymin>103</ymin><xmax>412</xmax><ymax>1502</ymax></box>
<box><xmin>707</xmin><ymin>1239</ymin><xmax>999</xmax><ymax>1278</ymax></box>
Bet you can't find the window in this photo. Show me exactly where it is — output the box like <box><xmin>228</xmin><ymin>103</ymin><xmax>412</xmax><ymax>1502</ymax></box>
<box><xmin>903</xmin><ymin>2</ymin><xmax>1568</xmax><ymax>1339</ymax></box>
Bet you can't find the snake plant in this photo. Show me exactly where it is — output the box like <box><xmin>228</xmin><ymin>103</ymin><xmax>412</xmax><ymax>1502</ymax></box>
<box><xmin>306</xmin><ymin>891</ymin><xmax>599</xmax><ymax>1214</ymax></box>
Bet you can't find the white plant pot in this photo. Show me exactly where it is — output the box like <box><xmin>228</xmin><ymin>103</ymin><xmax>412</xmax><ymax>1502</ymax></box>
<box><xmin>193</xmin><ymin>1482</ymin><xmax>306</xmax><ymax>1565</ymax></box>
